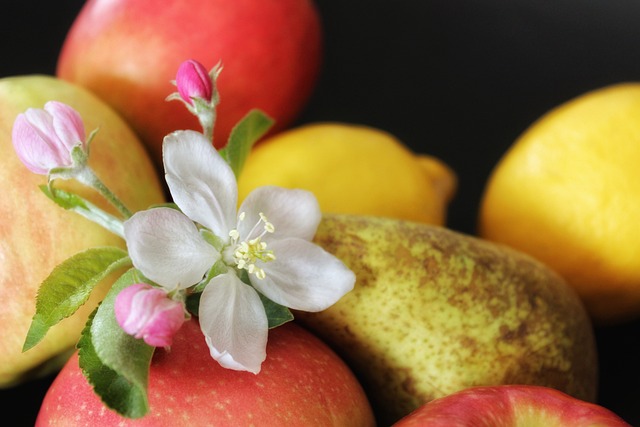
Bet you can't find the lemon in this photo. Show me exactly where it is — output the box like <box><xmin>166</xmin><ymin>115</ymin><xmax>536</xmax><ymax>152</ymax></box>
<box><xmin>478</xmin><ymin>83</ymin><xmax>640</xmax><ymax>323</ymax></box>
<box><xmin>238</xmin><ymin>122</ymin><xmax>456</xmax><ymax>226</ymax></box>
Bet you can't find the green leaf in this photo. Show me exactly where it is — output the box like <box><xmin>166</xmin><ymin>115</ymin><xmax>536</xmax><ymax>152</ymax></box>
<box><xmin>78</xmin><ymin>316</ymin><xmax>151</xmax><ymax>419</ymax></box>
<box><xmin>185</xmin><ymin>292</ymin><xmax>201</xmax><ymax>317</ymax></box>
<box><xmin>259</xmin><ymin>292</ymin><xmax>294</xmax><ymax>329</ymax></box>
<box><xmin>23</xmin><ymin>247</ymin><xmax>131</xmax><ymax>352</ymax></box>
<box><xmin>193</xmin><ymin>259</ymin><xmax>229</xmax><ymax>292</ymax></box>
<box><xmin>78</xmin><ymin>268</ymin><xmax>155</xmax><ymax>419</ymax></box>
<box><xmin>40</xmin><ymin>183</ymin><xmax>87</xmax><ymax>210</ymax></box>
<box><xmin>219</xmin><ymin>109</ymin><xmax>274</xmax><ymax>178</ymax></box>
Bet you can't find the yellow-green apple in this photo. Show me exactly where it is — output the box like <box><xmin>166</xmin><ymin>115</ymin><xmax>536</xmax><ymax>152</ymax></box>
<box><xmin>392</xmin><ymin>385</ymin><xmax>631</xmax><ymax>426</ymax></box>
<box><xmin>56</xmin><ymin>0</ymin><xmax>323</xmax><ymax>169</ymax></box>
<box><xmin>35</xmin><ymin>318</ymin><xmax>376</xmax><ymax>426</ymax></box>
<box><xmin>294</xmin><ymin>214</ymin><xmax>599</xmax><ymax>425</ymax></box>
<box><xmin>0</xmin><ymin>75</ymin><xmax>165</xmax><ymax>387</ymax></box>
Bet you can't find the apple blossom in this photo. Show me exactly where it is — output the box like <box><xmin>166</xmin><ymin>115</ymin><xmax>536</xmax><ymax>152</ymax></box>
<box><xmin>123</xmin><ymin>129</ymin><xmax>356</xmax><ymax>373</ymax></box>
<box><xmin>16</xmin><ymin>59</ymin><xmax>328</xmax><ymax>419</ymax></box>
<box><xmin>12</xmin><ymin>100</ymin><xmax>87</xmax><ymax>175</ymax></box>
<box><xmin>114</xmin><ymin>283</ymin><xmax>187</xmax><ymax>347</ymax></box>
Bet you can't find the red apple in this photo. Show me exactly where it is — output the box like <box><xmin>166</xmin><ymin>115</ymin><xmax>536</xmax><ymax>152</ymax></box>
<box><xmin>392</xmin><ymin>385</ymin><xmax>631</xmax><ymax>427</ymax></box>
<box><xmin>56</xmin><ymin>0</ymin><xmax>323</xmax><ymax>169</ymax></box>
<box><xmin>35</xmin><ymin>319</ymin><xmax>376</xmax><ymax>426</ymax></box>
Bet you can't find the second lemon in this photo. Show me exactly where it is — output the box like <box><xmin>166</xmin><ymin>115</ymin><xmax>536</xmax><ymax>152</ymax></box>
<box><xmin>237</xmin><ymin>123</ymin><xmax>456</xmax><ymax>226</ymax></box>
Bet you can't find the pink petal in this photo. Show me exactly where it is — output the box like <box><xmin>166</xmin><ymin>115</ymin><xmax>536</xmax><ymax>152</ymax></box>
<box><xmin>176</xmin><ymin>59</ymin><xmax>213</xmax><ymax>105</ymax></box>
<box><xmin>114</xmin><ymin>283</ymin><xmax>186</xmax><ymax>347</ymax></box>
<box><xmin>45</xmin><ymin>101</ymin><xmax>86</xmax><ymax>151</ymax></box>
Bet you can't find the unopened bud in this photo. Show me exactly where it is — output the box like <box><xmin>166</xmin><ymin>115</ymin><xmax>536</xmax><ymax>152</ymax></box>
<box><xmin>114</xmin><ymin>283</ymin><xmax>186</xmax><ymax>347</ymax></box>
<box><xmin>12</xmin><ymin>101</ymin><xmax>87</xmax><ymax>175</ymax></box>
<box><xmin>175</xmin><ymin>59</ymin><xmax>214</xmax><ymax>106</ymax></box>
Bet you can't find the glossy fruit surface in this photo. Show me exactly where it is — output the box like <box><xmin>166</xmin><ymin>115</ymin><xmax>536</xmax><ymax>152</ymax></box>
<box><xmin>478</xmin><ymin>83</ymin><xmax>640</xmax><ymax>324</ymax></box>
<box><xmin>392</xmin><ymin>385</ymin><xmax>631</xmax><ymax>427</ymax></box>
<box><xmin>57</xmin><ymin>0</ymin><xmax>323</xmax><ymax>168</ymax></box>
<box><xmin>35</xmin><ymin>319</ymin><xmax>376</xmax><ymax>426</ymax></box>
<box><xmin>238</xmin><ymin>123</ymin><xmax>457</xmax><ymax>225</ymax></box>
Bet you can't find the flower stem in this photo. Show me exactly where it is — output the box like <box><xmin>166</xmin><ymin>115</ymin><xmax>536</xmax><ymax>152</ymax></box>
<box><xmin>198</xmin><ymin>108</ymin><xmax>216</xmax><ymax>143</ymax></box>
<box><xmin>72</xmin><ymin>199</ymin><xmax>125</xmax><ymax>238</ymax></box>
<box><xmin>76</xmin><ymin>166</ymin><xmax>133</xmax><ymax>219</ymax></box>
<box><xmin>40</xmin><ymin>184</ymin><xmax>125</xmax><ymax>238</ymax></box>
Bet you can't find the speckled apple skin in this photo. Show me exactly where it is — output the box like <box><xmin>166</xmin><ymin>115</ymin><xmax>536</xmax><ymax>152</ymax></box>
<box><xmin>35</xmin><ymin>319</ymin><xmax>376</xmax><ymax>426</ymax></box>
<box><xmin>295</xmin><ymin>214</ymin><xmax>598</xmax><ymax>425</ymax></box>
<box><xmin>392</xmin><ymin>385</ymin><xmax>631</xmax><ymax>427</ymax></box>
<box><xmin>0</xmin><ymin>75</ymin><xmax>165</xmax><ymax>387</ymax></box>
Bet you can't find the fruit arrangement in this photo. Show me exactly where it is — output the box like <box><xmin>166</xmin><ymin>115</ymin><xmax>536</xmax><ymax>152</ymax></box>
<box><xmin>2</xmin><ymin>1</ymin><xmax>640</xmax><ymax>426</ymax></box>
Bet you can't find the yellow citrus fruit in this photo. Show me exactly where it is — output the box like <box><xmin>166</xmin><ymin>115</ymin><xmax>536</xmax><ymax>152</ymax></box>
<box><xmin>478</xmin><ymin>83</ymin><xmax>640</xmax><ymax>324</ymax></box>
<box><xmin>237</xmin><ymin>122</ymin><xmax>456</xmax><ymax>225</ymax></box>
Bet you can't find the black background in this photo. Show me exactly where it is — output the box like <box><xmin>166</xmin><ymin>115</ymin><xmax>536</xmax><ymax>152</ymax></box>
<box><xmin>2</xmin><ymin>1</ymin><xmax>640</xmax><ymax>425</ymax></box>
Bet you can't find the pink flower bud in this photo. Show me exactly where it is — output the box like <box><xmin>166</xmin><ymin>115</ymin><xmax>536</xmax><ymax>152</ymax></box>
<box><xmin>175</xmin><ymin>59</ymin><xmax>213</xmax><ymax>105</ymax></box>
<box><xmin>115</xmin><ymin>283</ymin><xmax>186</xmax><ymax>347</ymax></box>
<box><xmin>12</xmin><ymin>101</ymin><xmax>87</xmax><ymax>175</ymax></box>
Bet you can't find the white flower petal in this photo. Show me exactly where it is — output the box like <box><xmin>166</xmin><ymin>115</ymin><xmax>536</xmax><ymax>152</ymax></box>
<box><xmin>163</xmin><ymin>130</ymin><xmax>237</xmax><ymax>236</ymax></box>
<box><xmin>199</xmin><ymin>272</ymin><xmax>268</xmax><ymax>374</ymax></box>
<box><xmin>123</xmin><ymin>207</ymin><xmax>219</xmax><ymax>289</ymax></box>
<box><xmin>238</xmin><ymin>186</ymin><xmax>321</xmax><ymax>242</ymax></box>
<box><xmin>251</xmin><ymin>238</ymin><xmax>355</xmax><ymax>312</ymax></box>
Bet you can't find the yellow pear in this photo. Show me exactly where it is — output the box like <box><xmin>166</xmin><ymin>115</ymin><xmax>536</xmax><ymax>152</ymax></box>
<box><xmin>294</xmin><ymin>214</ymin><xmax>598</xmax><ymax>426</ymax></box>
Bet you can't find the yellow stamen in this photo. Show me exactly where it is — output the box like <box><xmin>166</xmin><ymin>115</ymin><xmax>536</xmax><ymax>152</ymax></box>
<box><xmin>227</xmin><ymin>211</ymin><xmax>276</xmax><ymax>279</ymax></box>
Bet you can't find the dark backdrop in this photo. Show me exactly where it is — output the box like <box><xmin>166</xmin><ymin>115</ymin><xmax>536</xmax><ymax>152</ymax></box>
<box><xmin>2</xmin><ymin>1</ymin><xmax>640</xmax><ymax>425</ymax></box>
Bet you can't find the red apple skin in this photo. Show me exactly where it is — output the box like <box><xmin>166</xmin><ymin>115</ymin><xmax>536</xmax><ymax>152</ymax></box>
<box><xmin>56</xmin><ymin>0</ymin><xmax>323</xmax><ymax>169</ymax></box>
<box><xmin>392</xmin><ymin>385</ymin><xmax>631</xmax><ymax>427</ymax></box>
<box><xmin>35</xmin><ymin>319</ymin><xmax>376</xmax><ymax>426</ymax></box>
